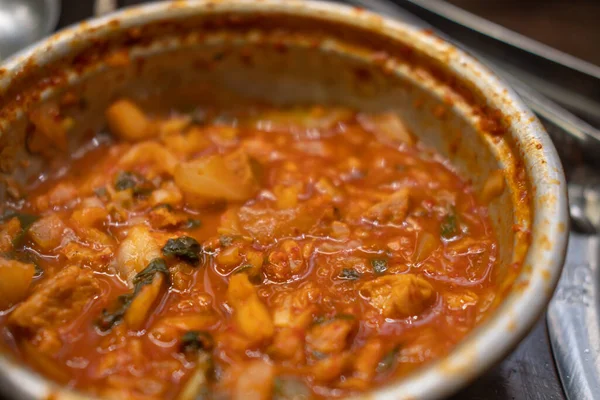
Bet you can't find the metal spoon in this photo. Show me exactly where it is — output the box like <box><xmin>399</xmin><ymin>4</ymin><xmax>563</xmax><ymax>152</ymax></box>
<box><xmin>0</xmin><ymin>0</ymin><xmax>61</xmax><ymax>59</ymax></box>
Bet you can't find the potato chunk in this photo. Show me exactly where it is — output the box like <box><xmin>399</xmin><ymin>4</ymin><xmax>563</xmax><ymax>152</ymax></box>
<box><xmin>0</xmin><ymin>217</ymin><xmax>22</xmax><ymax>252</ymax></box>
<box><xmin>9</xmin><ymin>266</ymin><xmax>100</xmax><ymax>332</ymax></box>
<box><xmin>106</xmin><ymin>99</ymin><xmax>154</xmax><ymax>141</ymax></box>
<box><xmin>175</xmin><ymin>149</ymin><xmax>259</xmax><ymax>204</ymax></box>
<box><xmin>0</xmin><ymin>258</ymin><xmax>35</xmax><ymax>310</ymax></box>
<box><xmin>115</xmin><ymin>226</ymin><xmax>161</xmax><ymax>285</ymax></box>
<box><xmin>227</xmin><ymin>274</ymin><xmax>274</xmax><ymax>343</ymax></box>
<box><xmin>360</xmin><ymin>274</ymin><xmax>435</xmax><ymax>318</ymax></box>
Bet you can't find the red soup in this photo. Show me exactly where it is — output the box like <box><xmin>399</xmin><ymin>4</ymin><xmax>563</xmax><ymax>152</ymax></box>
<box><xmin>0</xmin><ymin>101</ymin><xmax>506</xmax><ymax>399</ymax></box>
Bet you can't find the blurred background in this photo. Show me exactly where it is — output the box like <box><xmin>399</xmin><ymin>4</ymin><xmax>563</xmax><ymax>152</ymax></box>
<box><xmin>448</xmin><ymin>0</ymin><xmax>600</xmax><ymax>66</ymax></box>
<box><xmin>56</xmin><ymin>0</ymin><xmax>600</xmax><ymax>68</ymax></box>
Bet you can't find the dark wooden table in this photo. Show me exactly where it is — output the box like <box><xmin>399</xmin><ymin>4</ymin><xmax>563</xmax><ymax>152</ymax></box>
<box><xmin>49</xmin><ymin>1</ymin><xmax>568</xmax><ymax>400</ymax></box>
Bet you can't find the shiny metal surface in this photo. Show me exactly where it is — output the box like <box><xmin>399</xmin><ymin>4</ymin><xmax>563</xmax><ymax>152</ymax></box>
<box><xmin>548</xmin><ymin>169</ymin><xmax>600</xmax><ymax>400</ymax></box>
<box><xmin>0</xmin><ymin>0</ymin><xmax>60</xmax><ymax>59</ymax></box>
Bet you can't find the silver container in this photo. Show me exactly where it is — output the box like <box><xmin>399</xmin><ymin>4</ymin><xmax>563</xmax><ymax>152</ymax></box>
<box><xmin>0</xmin><ymin>1</ymin><xmax>569</xmax><ymax>399</ymax></box>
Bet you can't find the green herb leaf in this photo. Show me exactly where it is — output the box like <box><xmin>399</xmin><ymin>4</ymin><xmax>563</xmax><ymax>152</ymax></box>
<box><xmin>133</xmin><ymin>258</ymin><xmax>170</xmax><ymax>288</ymax></box>
<box><xmin>162</xmin><ymin>236</ymin><xmax>203</xmax><ymax>266</ymax></box>
<box><xmin>33</xmin><ymin>263</ymin><xmax>44</xmax><ymax>277</ymax></box>
<box><xmin>219</xmin><ymin>235</ymin><xmax>233</xmax><ymax>247</ymax></box>
<box><xmin>97</xmin><ymin>293</ymin><xmax>134</xmax><ymax>331</ymax></box>
<box><xmin>1</xmin><ymin>210</ymin><xmax>40</xmax><ymax>247</ymax></box>
<box><xmin>93</xmin><ymin>186</ymin><xmax>108</xmax><ymax>199</ymax></box>
<box><xmin>233</xmin><ymin>264</ymin><xmax>253</xmax><ymax>275</ymax></box>
<box><xmin>371</xmin><ymin>259</ymin><xmax>388</xmax><ymax>274</ymax></box>
<box><xmin>97</xmin><ymin>258</ymin><xmax>169</xmax><ymax>331</ymax></box>
<box><xmin>181</xmin><ymin>218</ymin><xmax>202</xmax><ymax>230</ymax></box>
<box><xmin>151</xmin><ymin>203</ymin><xmax>173</xmax><ymax>211</ymax></box>
<box><xmin>440</xmin><ymin>211</ymin><xmax>458</xmax><ymax>239</ymax></box>
<box><xmin>180</xmin><ymin>330</ymin><xmax>214</xmax><ymax>353</ymax></box>
<box><xmin>335</xmin><ymin>313</ymin><xmax>356</xmax><ymax>321</ymax></box>
<box><xmin>338</xmin><ymin>268</ymin><xmax>360</xmax><ymax>280</ymax></box>
<box><xmin>114</xmin><ymin>171</ymin><xmax>154</xmax><ymax>196</ymax></box>
<box><xmin>377</xmin><ymin>345</ymin><xmax>400</xmax><ymax>373</ymax></box>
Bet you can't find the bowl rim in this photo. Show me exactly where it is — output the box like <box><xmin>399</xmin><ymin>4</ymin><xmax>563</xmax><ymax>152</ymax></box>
<box><xmin>0</xmin><ymin>1</ymin><xmax>568</xmax><ymax>399</ymax></box>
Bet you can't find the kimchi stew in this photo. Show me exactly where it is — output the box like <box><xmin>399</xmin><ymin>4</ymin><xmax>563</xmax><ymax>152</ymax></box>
<box><xmin>0</xmin><ymin>100</ymin><xmax>507</xmax><ymax>399</ymax></box>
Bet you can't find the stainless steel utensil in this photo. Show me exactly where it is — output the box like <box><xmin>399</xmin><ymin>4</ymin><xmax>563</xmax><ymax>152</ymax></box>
<box><xmin>0</xmin><ymin>0</ymin><xmax>61</xmax><ymax>59</ymax></box>
<box><xmin>548</xmin><ymin>167</ymin><xmax>600</xmax><ymax>400</ymax></box>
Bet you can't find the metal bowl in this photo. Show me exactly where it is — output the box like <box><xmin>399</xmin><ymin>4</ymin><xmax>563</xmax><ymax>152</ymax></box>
<box><xmin>0</xmin><ymin>1</ymin><xmax>568</xmax><ymax>399</ymax></box>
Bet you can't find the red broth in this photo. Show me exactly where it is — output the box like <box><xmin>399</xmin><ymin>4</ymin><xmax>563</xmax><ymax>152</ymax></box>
<box><xmin>0</xmin><ymin>103</ymin><xmax>502</xmax><ymax>399</ymax></box>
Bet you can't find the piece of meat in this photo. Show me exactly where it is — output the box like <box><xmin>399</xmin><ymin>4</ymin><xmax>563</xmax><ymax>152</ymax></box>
<box><xmin>9</xmin><ymin>266</ymin><xmax>100</xmax><ymax>333</ymax></box>
<box><xmin>360</xmin><ymin>274</ymin><xmax>435</xmax><ymax>318</ymax></box>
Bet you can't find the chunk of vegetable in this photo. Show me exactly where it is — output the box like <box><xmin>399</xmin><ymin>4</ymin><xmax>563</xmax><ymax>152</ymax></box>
<box><xmin>272</xmin><ymin>377</ymin><xmax>311</xmax><ymax>400</ymax></box>
<box><xmin>174</xmin><ymin>149</ymin><xmax>259</xmax><ymax>204</ymax></box>
<box><xmin>0</xmin><ymin>257</ymin><xmax>35</xmax><ymax>310</ymax></box>
<box><xmin>118</xmin><ymin>141</ymin><xmax>178</xmax><ymax>176</ymax></box>
<box><xmin>360</xmin><ymin>274</ymin><xmax>435</xmax><ymax>318</ymax></box>
<box><xmin>306</xmin><ymin>318</ymin><xmax>356</xmax><ymax>354</ymax></box>
<box><xmin>265</xmin><ymin>240</ymin><xmax>304</xmax><ymax>283</ymax></box>
<box><xmin>124</xmin><ymin>273</ymin><xmax>165</xmax><ymax>331</ymax></box>
<box><xmin>272</xmin><ymin>284</ymin><xmax>320</xmax><ymax>329</ymax></box>
<box><xmin>100</xmin><ymin>258</ymin><xmax>169</xmax><ymax>331</ymax></box>
<box><xmin>268</xmin><ymin>328</ymin><xmax>304</xmax><ymax>361</ymax></box>
<box><xmin>105</xmin><ymin>99</ymin><xmax>154</xmax><ymax>141</ymax></box>
<box><xmin>358</xmin><ymin>112</ymin><xmax>415</xmax><ymax>146</ymax></box>
<box><xmin>354</xmin><ymin>339</ymin><xmax>385</xmax><ymax>380</ymax></box>
<box><xmin>0</xmin><ymin>216</ymin><xmax>24</xmax><ymax>251</ymax></box>
<box><xmin>176</xmin><ymin>351</ymin><xmax>213</xmax><ymax>400</ymax></box>
<box><xmin>233</xmin><ymin>360</ymin><xmax>275</xmax><ymax>400</ymax></box>
<box><xmin>311</xmin><ymin>352</ymin><xmax>351</xmax><ymax>383</ymax></box>
<box><xmin>413</xmin><ymin>232</ymin><xmax>440</xmax><ymax>263</ymax></box>
<box><xmin>364</xmin><ymin>188</ymin><xmax>410</xmax><ymax>225</ymax></box>
<box><xmin>115</xmin><ymin>226</ymin><xmax>162</xmax><ymax>284</ymax></box>
<box><xmin>227</xmin><ymin>274</ymin><xmax>274</xmax><ymax>343</ymax></box>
